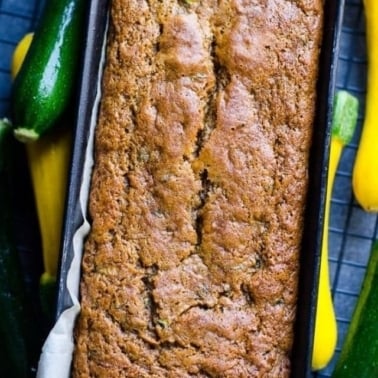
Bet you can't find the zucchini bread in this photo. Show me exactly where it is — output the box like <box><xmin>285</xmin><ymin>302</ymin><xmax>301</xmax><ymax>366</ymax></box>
<box><xmin>72</xmin><ymin>0</ymin><xmax>323</xmax><ymax>376</ymax></box>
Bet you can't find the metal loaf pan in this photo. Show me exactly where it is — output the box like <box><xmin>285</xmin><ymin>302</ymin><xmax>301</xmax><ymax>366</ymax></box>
<box><xmin>56</xmin><ymin>0</ymin><xmax>346</xmax><ymax>376</ymax></box>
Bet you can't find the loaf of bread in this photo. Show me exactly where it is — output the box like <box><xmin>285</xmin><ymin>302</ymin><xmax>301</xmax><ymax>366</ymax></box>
<box><xmin>72</xmin><ymin>0</ymin><xmax>324</xmax><ymax>376</ymax></box>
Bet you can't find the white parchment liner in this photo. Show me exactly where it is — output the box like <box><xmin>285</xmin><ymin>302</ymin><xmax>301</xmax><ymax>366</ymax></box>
<box><xmin>36</xmin><ymin>21</ymin><xmax>108</xmax><ymax>378</ymax></box>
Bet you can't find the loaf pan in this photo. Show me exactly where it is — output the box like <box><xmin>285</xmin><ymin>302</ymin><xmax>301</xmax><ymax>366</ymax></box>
<box><xmin>55</xmin><ymin>1</ymin><xmax>346</xmax><ymax>377</ymax></box>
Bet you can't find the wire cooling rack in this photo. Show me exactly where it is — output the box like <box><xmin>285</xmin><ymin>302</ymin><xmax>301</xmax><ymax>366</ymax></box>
<box><xmin>0</xmin><ymin>0</ymin><xmax>375</xmax><ymax>377</ymax></box>
<box><xmin>313</xmin><ymin>1</ymin><xmax>378</xmax><ymax>377</ymax></box>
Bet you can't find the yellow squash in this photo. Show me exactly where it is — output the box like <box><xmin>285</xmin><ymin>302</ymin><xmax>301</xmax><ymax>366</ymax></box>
<box><xmin>12</xmin><ymin>34</ymin><xmax>72</xmax><ymax>284</ymax></box>
<box><xmin>11</xmin><ymin>33</ymin><xmax>34</xmax><ymax>79</ymax></box>
<box><xmin>312</xmin><ymin>91</ymin><xmax>359</xmax><ymax>370</ymax></box>
<box><xmin>352</xmin><ymin>0</ymin><xmax>378</xmax><ymax>211</ymax></box>
<box><xmin>25</xmin><ymin>130</ymin><xmax>72</xmax><ymax>280</ymax></box>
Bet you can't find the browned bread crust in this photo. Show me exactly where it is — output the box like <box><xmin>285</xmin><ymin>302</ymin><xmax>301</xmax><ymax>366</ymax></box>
<box><xmin>72</xmin><ymin>0</ymin><xmax>323</xmax><ymax>376</ymax></box>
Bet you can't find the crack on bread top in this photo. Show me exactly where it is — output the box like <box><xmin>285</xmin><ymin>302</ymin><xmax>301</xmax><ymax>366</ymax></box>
<box><xmin>73</xmin><ymin>0</ymin><xmax>324</xmax><ymax>376</ymax></box>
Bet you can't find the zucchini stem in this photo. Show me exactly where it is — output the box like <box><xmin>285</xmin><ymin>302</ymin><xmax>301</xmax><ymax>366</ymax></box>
<box><xmin>14</xmin><ymin>127</ymin><xmax>40</xmax><ymax>143</ymax></box>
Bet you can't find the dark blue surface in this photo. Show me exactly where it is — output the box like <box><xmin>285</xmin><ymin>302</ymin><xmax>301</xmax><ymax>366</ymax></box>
<box><xmin>0</xmin><ymin>0</ymin><xmax>43</xmax><ymax>116</ymax></box>
<box><xmin>0</xmin><ymin>2</ymin><xmax>47</xmax><ymax>375</ymax></box>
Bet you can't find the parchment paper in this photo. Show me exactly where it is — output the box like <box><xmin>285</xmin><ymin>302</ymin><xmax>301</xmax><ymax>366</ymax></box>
<box><xmin>36</xmin><ymin>25</ymin><xmax>107</xmax><ymax>377</ymax></box>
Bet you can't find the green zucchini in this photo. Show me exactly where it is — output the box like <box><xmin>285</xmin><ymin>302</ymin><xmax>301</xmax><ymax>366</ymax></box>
<box><xmin>11</xmin><ymin>0</ymin><xmax>86</xmax><ymax>143</ymax></box>
<box><xmin>332</xmin><ymin>241</ymin><xmax>378</xmax><ymax>377</ymax></box>
<box><xmin>0</xmin><ymin>119</ymin><xmax>29</xmax><ymax>377</ymax></box>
